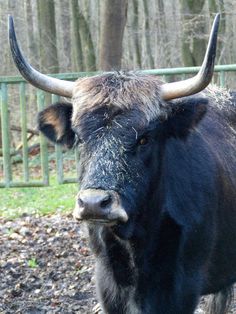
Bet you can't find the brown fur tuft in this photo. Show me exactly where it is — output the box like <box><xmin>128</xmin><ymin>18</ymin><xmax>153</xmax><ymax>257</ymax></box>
<box><xmin>71</xmin><ymin>72</ymin><xmax>168</xmax><ymax>126</ymax></box>
<box><xmin>41</xmin><ymin>108</ymin><xmax>64</xmax><ymax>140</ymax></box>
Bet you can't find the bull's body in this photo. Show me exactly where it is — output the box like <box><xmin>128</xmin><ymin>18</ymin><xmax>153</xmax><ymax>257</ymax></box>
<box><xmin>39</xmin><ymin>74</ymin><xmax>236</xmax><ymax>313</ymax></box>
<box><xmin>66</xmin><ymin>80</ymin><xmax>235</xmax><ymax>314</ymax></box>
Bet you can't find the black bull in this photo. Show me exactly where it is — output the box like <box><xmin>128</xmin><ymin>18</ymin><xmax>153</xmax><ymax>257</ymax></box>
<box><xmin>9</xmin><ymin>14</ymin><xmax>236</xmax><ymax>314</ymax></box>
<box><xmin>39</xmin><ymin>76</ymin><xmax>236</xmax><ymax>314</ymax></box>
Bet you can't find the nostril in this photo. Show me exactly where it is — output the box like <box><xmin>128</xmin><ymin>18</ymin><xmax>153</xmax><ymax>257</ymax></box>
<box><xmin>100</xmin><ymin>195</ymin><xmax>112</xmax><ymax>208</ymax></box>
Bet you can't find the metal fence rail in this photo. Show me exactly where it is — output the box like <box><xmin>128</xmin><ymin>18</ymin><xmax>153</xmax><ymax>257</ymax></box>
<box><xmin>0</xmin><ymin>64</ymin><xmax>236</xmax><ymax>188</ymax></box>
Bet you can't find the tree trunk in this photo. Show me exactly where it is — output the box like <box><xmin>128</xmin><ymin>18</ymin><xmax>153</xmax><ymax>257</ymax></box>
<box><xmin>37</xmin><ymin>0</ymin><xmax>59</xmax><ymax>73</ymax></box>
<box><xmin>143</xmin><ymin>0</ymin><xmax>155</xmax><ymax>68</ymax></box>
<box><xmin>78</xmin><ymin>10</ymin><xmax>96</xmax><ymax>71</ymax></box>
<box><xmin>180</xmin><ymin>0</ymin><xmax>206</xmax><ymax>66</ymax></box>
<box><xmin>57</xmin><ymin>0</ymin><xmax>72</xmax><ymax>72</ymax></box>
<box><xmin>24</xmin><ymin>0</ymin><xmax>38</xmax><ymax>117</ymax></box>
<box><xmin>24</xmin><ymin>0</ymin><xmax>39</xmax><ymax>67</ymax></box>
<box><xmin>208</xmin><ymin>0</ymin><xmax>226</xmax><ymax>63</ymax></box>
<box><xmin>37</xmin><ymin>0</ymin><xmax>59</xmax><ymax>110</ymax></box>
<box><xmin>156</xmin><ymin>0</ymin><xmax>172</xmax><ymax>68</ymax></box>
<box><xmin>70</xmin><ymin>0</ymin><xmax>84</xmax><ymax>72</ymax></box>
<box><xmin>132</xmin><ymin>0</ymin><xmax>142</xmax><ymax>68</ymax></box>
<box><xmin>99</xmin><ymin>0</ymin><xmax>128</xmax><ymax>71</ymax></box>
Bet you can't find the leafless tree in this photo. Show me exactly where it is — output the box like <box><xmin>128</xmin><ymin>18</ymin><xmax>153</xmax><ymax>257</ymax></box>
<box><xmin>99</xmin><ymin>0</ymin><xmax>128</xmax><ymax>70</ymax></box>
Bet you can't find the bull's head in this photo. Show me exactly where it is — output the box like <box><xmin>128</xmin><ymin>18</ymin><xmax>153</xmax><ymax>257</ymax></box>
<box><xmin>9</xmin><ymin>15</ymin><xmax>220</xmax><ymax>238</ymax></box>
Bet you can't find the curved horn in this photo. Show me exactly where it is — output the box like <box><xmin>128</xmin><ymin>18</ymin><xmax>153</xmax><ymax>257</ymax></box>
<box><xmin>8</xmin><ymin>16</ymin><xmax>74</xmax><ymax>98</ymax></box>
<box><xmin>161</xmin><ymin>13</ymin><xmax>220</xmax><ymax>101</ymax></box>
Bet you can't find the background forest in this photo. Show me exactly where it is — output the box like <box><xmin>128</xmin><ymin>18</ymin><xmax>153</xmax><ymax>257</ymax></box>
<box><xmin>1</xmin><ymin>4</ymin><xmax>236</xmax><ymax>312</ymax></box>
<box><xmin>0</xmin><ymin>0</ymin><xmax>234</xmax><ymax>75</ymax></box>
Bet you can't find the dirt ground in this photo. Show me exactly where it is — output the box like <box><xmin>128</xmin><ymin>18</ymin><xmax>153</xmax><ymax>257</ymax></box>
<box><xmin>0</xmin><ymin>214</ymin><xmax>235</xmax><ymax>314</ymax></box>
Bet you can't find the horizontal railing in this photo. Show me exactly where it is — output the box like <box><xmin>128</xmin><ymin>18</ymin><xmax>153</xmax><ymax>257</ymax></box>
<box><xmin>2</xmin><ymin>63</ymin><xmax>236</xmax><ymax>83</ymax></box>
<box><xmin>1</xmin><ymin>64</ymin><xmax>236</xmax><ymax>188</ymax></box>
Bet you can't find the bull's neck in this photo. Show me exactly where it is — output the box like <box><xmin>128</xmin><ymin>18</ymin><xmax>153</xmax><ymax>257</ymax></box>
<box><xmin>101</xmin><ymin>219</ymin><xmax>158</xmax><ymax>277</ymax></box>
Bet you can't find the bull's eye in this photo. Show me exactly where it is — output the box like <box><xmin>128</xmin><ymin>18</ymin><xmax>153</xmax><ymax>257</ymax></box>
<box><xmin>138</xmin><ymin>136</ymin><xmax>148</xmax><ymax>146</ymax></box>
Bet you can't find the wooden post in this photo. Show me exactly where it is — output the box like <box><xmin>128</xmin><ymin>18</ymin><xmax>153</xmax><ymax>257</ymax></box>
<box><xmin>1</xmin><ymin>83</ymin><xmax>12</xmax><ymax>187</ymax></box>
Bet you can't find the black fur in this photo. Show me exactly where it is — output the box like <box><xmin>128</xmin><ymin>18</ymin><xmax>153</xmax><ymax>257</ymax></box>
<box><xmin>38</xmin><ymin>93</ymin><xmax>236</xmax><ymax>313</ymax></box>
<box><xmin>164</xmin><ymin>97</ymin><xmax>208</xmax><ymax>138</ymax></box>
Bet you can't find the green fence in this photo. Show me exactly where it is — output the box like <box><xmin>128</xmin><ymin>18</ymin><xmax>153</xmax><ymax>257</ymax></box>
<box><xmin>1</xmin><ymin>64</ymin><xmax>236</xmax><ymax>188</ymax></box>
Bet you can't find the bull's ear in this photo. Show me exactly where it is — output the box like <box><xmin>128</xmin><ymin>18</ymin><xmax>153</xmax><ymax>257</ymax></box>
<box><xmin>163</xmin><ymin>97</ymin><xmax>208</xmax><ymax>139</ymax></box>
<box><xmin>38</xmin><ymin>102</ymin><xmax>75</xmax><ymax>148</ymax></box>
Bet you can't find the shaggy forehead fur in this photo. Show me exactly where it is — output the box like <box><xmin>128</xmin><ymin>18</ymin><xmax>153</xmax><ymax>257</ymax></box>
<box><xmin>71</xmin><ymin>72</ymin><xmax>168</xmax><ymax>125</ymax></box>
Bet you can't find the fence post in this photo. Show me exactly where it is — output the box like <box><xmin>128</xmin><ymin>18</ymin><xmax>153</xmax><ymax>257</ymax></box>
<box><xmin>37</xmin><ymin>90</ymin><xmax>49</xmax><ymax>185</ymax></box>
<box><xmin>220</xmin><ymin>71</ymin><xmax>225</xmax><ymax>87</ymax></box>
<box><xmin>1</xmin><ymin>83</ymin><xmax>12</xmax><ymax>187</ymax></box>
<box><xmin>52</xmin><ymin>94</ymin><xmax>64</xmax><ymax>184</ymax></box>
<box><xmin>19</xmin><ymin>82</ymin><xmax>29</xmax><ymax>182</ymax></box>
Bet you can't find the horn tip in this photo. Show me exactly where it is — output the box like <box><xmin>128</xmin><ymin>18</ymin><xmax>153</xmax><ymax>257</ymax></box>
<box><xmin>214</xmin><ymin>13</ymin><xmax>220</xmax><ymax>29</ymax></box>
<box><xmin>8</xmin><ymin>15</ymin><xmax>13</xmax><ymax>28</ymax></box>
<box><xmin>8</xmin><ymin>15</ymin><xmax>15</xmax><ymax>38</ymax></box>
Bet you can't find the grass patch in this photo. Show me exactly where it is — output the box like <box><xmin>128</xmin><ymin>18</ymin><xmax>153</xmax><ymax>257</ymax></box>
<box><xmin>0</xmin><ymin>178</ymin><xmax>78</xmax><ymax>219</ymax></box>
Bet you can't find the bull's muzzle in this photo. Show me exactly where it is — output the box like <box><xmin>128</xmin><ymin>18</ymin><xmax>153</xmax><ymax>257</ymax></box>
<box><xmin>73</xmin><ymin>189</ymin><xmax>128</xmax><ymax>224</ymax></box>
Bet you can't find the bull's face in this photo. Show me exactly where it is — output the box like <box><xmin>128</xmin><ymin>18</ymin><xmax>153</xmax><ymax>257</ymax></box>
<box><xmin>38</xmin><ymin>74</ymin><xmax>208</xmax><ymax>238</ymax></box>
<box><xmin>73</xmin><ymin>105</ymin><xmax>164</xmax><ymax>237</ymax></box>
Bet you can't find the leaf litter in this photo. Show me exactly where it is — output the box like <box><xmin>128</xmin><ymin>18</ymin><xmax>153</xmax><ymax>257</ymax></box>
<box><xmin>0</xmin><ymin>213</ymin><xmax>235</xmax><ymax>313</ymax></box>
